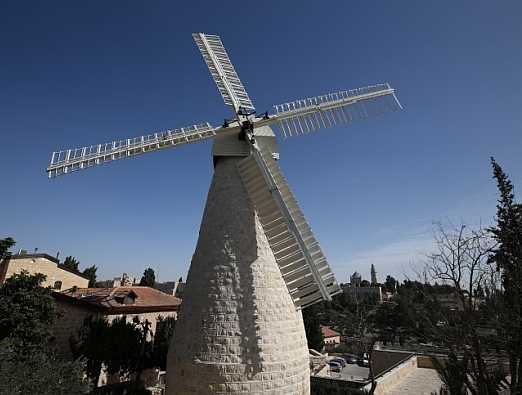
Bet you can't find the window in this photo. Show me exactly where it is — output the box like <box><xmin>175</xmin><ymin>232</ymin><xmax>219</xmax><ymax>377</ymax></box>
<box><xmin>53</xmin><ymin>281</ymin><xmax>62</xmax><ymax>290</ymax></box>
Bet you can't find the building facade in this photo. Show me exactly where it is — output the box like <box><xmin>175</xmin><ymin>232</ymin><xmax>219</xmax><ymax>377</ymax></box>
<box><xmin>343</xmin><ymin>271</ymin><xmax>383</xmax><ymax>303</ymax></box>
<box><xmin>51</xmin><ymin>286</ymin><xmax>182</xmax><ymax>360</ymax></box>
<box><xmin>0</xmin><ymin>253</ymin><xmax>89</xmax><ymax>290</ymax></box>
<box><xmin>154</xmin><ymin>277</ymin><xmax>185</xmax><ymax>299</ymax></box>
<box><xmin>321</xmin><ymin>325</ymin><xmax>341</xmax><ymax>351</ymax></box>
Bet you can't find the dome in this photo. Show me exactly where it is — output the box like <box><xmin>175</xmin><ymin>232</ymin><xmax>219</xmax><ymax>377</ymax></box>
<box><xmin>351</xmin><ymin>271</ymin><xmax>362</xmax><ymax>279</ymax></box>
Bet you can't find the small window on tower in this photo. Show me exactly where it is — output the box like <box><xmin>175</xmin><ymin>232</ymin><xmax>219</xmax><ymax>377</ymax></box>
<box><xmin>53</xmin><ymin>281</ymin><xmax>62</xmax><ymax>290</ymax></box>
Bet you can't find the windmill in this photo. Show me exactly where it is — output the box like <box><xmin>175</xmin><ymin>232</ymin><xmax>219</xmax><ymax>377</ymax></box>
<box><xmin>47</xmin><ymin>33</ymin><xmax>402</xmax><ymax>394</ymax></box>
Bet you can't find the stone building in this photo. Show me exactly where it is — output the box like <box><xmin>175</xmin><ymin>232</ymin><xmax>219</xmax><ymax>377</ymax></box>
<box><xmin>154</xmin><ymin>277</ymin><xmax>185</xmax><ymax>298</ymax></box>
<box><xmin>345</xmin><ymin>284</ymin><xmax>383</xmax><ymax>303</ymax></box>
<box><xmin>350</xmin><ymin>271</ymin><xmax>362</xmax><ymax>287</ymax></box>
<box><xmin>343</xmin><ymin>271</ymin><xmax>383</xmax><ymax>303</ymax></box>
<box><xmin>51</xmin><ymin>286</ymin><xmax>182</xmax><ymax>358</ymax></box>
<box><xmin>321</xmin><ymin>325</ymin><xmax>341</xmax><ymax>350</ymax></box>
<box><xmin>0</xmin><ymin>253</ymin><xmax>89</xmax><ymax>290</ymax></box>
<box><xmin>112</xmin><ymin>272</ymin><xmax>137</xmax><ymax>287</ymax></box>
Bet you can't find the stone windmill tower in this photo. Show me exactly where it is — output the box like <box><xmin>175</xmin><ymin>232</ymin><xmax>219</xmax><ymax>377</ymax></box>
<box><xmin>46</xmin><ymin>33</ymin><xmax>402</xmax><ymax>394</ymax></box>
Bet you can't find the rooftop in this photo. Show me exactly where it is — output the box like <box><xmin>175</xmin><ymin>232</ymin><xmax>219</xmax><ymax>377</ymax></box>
<box><xmin>53</xmin><ymin>286</ymin><xmax>182</xmax><ymax>314</ymax></box>
<box><xmin>321</xmin><ymin>325</ymin><xmax>340</xmax><ymax>338</ymax></box>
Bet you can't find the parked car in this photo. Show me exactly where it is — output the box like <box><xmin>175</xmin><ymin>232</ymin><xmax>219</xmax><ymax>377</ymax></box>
<box><xmin>328</xmin><ymin>361</ymin><xmax>342</xmax><ymax>372</ymax></box>
<box><xmin>342</xmin><ymin>354</ymin><xmax>358</xmax><ymax>364</ymax></box>
<box><xmin>357</xmin><ymin>356</ymin><xmax>370</xmax><ymax>367</ymax></box>
<box><xmin>330</xmin><ymin>357</ymin><xmax>346</xmax><ymax>367</ymax></box>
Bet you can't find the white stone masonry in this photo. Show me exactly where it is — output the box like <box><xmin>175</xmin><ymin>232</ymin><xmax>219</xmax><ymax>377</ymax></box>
<box><xmin>166</xmin><ymin>157</ymin><xmax>310</xmax><ymax>394</ymax></box>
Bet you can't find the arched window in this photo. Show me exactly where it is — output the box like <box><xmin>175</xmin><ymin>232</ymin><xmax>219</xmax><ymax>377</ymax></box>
<box><xmin>53</xmin><ymin>281</ymin><xmax>62</xmax><ymax>290</ymax></box>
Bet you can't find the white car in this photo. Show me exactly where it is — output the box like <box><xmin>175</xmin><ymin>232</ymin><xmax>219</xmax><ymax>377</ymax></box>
<box><xmin>328</xmin><ymin>361</ymin><xmax>342</xmax><ymax>372</ymax></box>
<box><xmin>359</xmin><ymin>357</ymin><xmax>369</xmax><ymax>367</ymax></box>
<box><xmin>331</xmin><ymin>357</ymin><xmax>347</xmax><ymax>367</ymax></box>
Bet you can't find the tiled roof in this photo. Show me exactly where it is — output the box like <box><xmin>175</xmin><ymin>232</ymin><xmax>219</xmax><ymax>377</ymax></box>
<box><xmin>320</xmin><ymin>325</ymin><xmax>340</xmax><ymax>338</ymax></box>
<box><xmin>53</xmin><ymin>286</ymin><xmax>182</xmax><ymax>314</ymax></box>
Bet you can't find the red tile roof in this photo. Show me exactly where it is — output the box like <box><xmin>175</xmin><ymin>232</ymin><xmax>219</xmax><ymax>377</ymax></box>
<box><xmin>321</xmin><ymin>325</ymin><xmax>340</xmax><ymax>338</ymax></box>
<box><xmin>53</xmin><ymin>286</ymin><xmax>182</xmax><ymax>314</ymax></box>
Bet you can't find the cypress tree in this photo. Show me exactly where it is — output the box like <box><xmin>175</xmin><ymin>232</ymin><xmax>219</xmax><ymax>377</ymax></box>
<box><xmin>489</xmin><ymin>157</ymin><xmax>522</xmax><ymax>394</ymax></box>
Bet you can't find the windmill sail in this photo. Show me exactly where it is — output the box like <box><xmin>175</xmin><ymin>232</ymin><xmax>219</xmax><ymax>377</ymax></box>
<box><xmin>47</xmin><ymin>122</ymin><xmax>218</xmax><ymax>178</ymax></box>
<box><xmin>237</xmin><ymin>146</ymin><xmax>341</xmax><ymax>308</ymax></box>
<box><xmin>193</xmin><ymin>33</ymin><xmax>255</xmax><ymax>113</ymax></box>
<box><xmin>269</xmin><ymin>83</ymin><xmax>402</xmax><ymax>138</ymax></box>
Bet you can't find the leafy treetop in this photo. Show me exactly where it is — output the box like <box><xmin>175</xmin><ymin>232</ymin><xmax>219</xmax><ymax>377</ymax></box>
<box><xmin>0</xmin><ymin>237</ymin><xmax>16</xmax><ymax>260</ymax></box>
<box><xmin>139</xmin><ymin>268</ymin><xmax>156</xmax><ymax>287</ymax></box>
<box><xmin>62</xmin><ymin>256</ymin><xmax>80</xmax><ymax>271</ymax></box>
<box><xmin>82</xmin><ymin>265</ymin><xmax>97</xmax><ymax>288</ymax></box>
<box><xmin>0</xmin><ymin>270</ymin><xmax>55</xmax><ymax>348</ymax></box>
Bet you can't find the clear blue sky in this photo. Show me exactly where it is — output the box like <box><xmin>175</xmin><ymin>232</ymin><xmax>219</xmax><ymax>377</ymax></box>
<box><xmin>1</xmin><ymin>1</ymin><xmax>521</xmax><ymax>283</ymax></box>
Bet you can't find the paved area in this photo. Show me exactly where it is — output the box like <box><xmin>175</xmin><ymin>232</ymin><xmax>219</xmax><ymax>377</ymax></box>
<box><xmin>329</xmin><ymin>364</ymin><xmax>369</xmax><ymax>381</ymax></box>
<box><xmin>340</xmin><ymin>364</ymin><xmax>369</xmax><ymax>380</ymax></box>
<box><xmin>385</xmin><ymin>368</ymin><xmax>442</xmax><ymax>395</ymax></box>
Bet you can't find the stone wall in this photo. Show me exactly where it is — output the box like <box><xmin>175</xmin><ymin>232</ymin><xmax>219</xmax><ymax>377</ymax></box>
<box><xmin>369</xmin><ymin>355</ymin><xmax>418</xmax><ymax>395</ymax></box>
<box><xmin>310</xmin><ymin>376</ymin><xmax>366</xmax><ymax>394</ymax></box>
<box><xmin>52</xmin><ymin>299</ymin><xmax>101</xmax><ymax>356</ymax></box>
<box><xmin>52</xmin><ymin>299</ymin><xmax>177</xmax><ymax>358</ymax></box>
<box><xmin>372</xmin><ymin>349</ymin><xmax>414</xmax><ymax>376</ymax></box>
<box><xmin>107</xmin><ymin>311</ymin><xmax>177</xmax><ymax>339</ymax></box>
<box><xmin>1</xmin><ymin>255</ymin><xmax>88</xmax><ymax>290</ymax></box>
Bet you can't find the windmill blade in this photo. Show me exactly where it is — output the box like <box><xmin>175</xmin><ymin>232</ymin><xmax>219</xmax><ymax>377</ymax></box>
<box><xmin>267</xmin><ymin>83</ymin><xmax>402</xmax><ymax>138</ymax></box>
<box><xmin>47</xmin><ymin>122</ymin><xmax>220</xmax><ymax>178</ymax></box>
<box><xmin>193</xmin><ymin>33</ymin><xmax>255</xmax><ymax>113</ymax></box>
<box><xmin>237</xmin><ymin>146</ymin><xmax>341</xmax><ymax>309</ymax></box>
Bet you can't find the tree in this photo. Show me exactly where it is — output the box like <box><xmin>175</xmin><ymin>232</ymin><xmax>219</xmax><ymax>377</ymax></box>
<box><xmin>0</xmin><ymin>271</ymin><xmax>88</xmax><ymax>393</ymax></box>
<box><xmin>489</xmin><ymin>157</ymin><xmax>522</xmax><ymax>394</ymax></box>
<box><xmin>0</xmin><ymin>237</ymin><xmax>15</xmax><ymax>260</ymax></box>
<box><xmin>370</xmin><ymin>301</ymin><xmax>402</xmax><ymax>346</ymax></box>
<box><xmin>434</xmin><ymin>352</ymin><xmax>469</xmax><ymax>395</ymax></box>
<box><xmin>71</xmin><ymin>316</ymin><xmax>111</xmax><ymax>385</ymax></box>
<box><xmin>420</xmin><ymin>222</ymin><xmax>506</xmax><ymax>394</ymax></box>
<box><xmin>72</xmin><ymin>315</ymin><xmax>154</xmax><ymax>388</ymax></box>
<box><xmin>302</xmin><ymin>304</ymin><xmax>324</xmax><ymax>351</ymax></box>
<box><xmin>104</xmin><ymin>316</ymin><xmax>151</xmax><ymax>381</ymax></box>
<box><xmin>82</xmin><ymin>265</ymin><xmax>98</xmax><ymax>287</ymax></box>
<box><xmin>0</xmin><ymin>271</ymin><xmax>55</xmax><ymax>348</ymax></box>
<box><xmin>384</xmin><ymin>275</ymin><xmax>397</xmax><ymax>293</ymax></box>
<box><xmin>0</xmin><ymin>338</ymin><xmax>89</xmax><ymax>395</ymax></box>
<box><xmin>334</xmin><ymin>290</ymin><xmax>379</xmax><ymax>394</ymax></box>
<box><xmin>62</xmin><ymin>256</ymin><xmax>80</xmax><ymax>271</ymax></box>
<box><xmin>153</xmin><ymin>316</ymin><xmax>176</xmax><ymax>370</ymax></box>
<box><xmin>370</xmin><ymin>264</ymin><xmax>378</xmax><ymax>285</ymax></box>
<box><xmin>139</xmin><ymin>268</ymin><xmax>156</xmax><ymax>287</ymax></box>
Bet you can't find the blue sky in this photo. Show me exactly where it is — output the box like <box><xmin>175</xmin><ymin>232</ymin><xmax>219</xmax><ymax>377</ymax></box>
<box><xmin>1</xmin><ymin>1</ymin><xmax>521</xmax><ymax>283</ymax></box>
